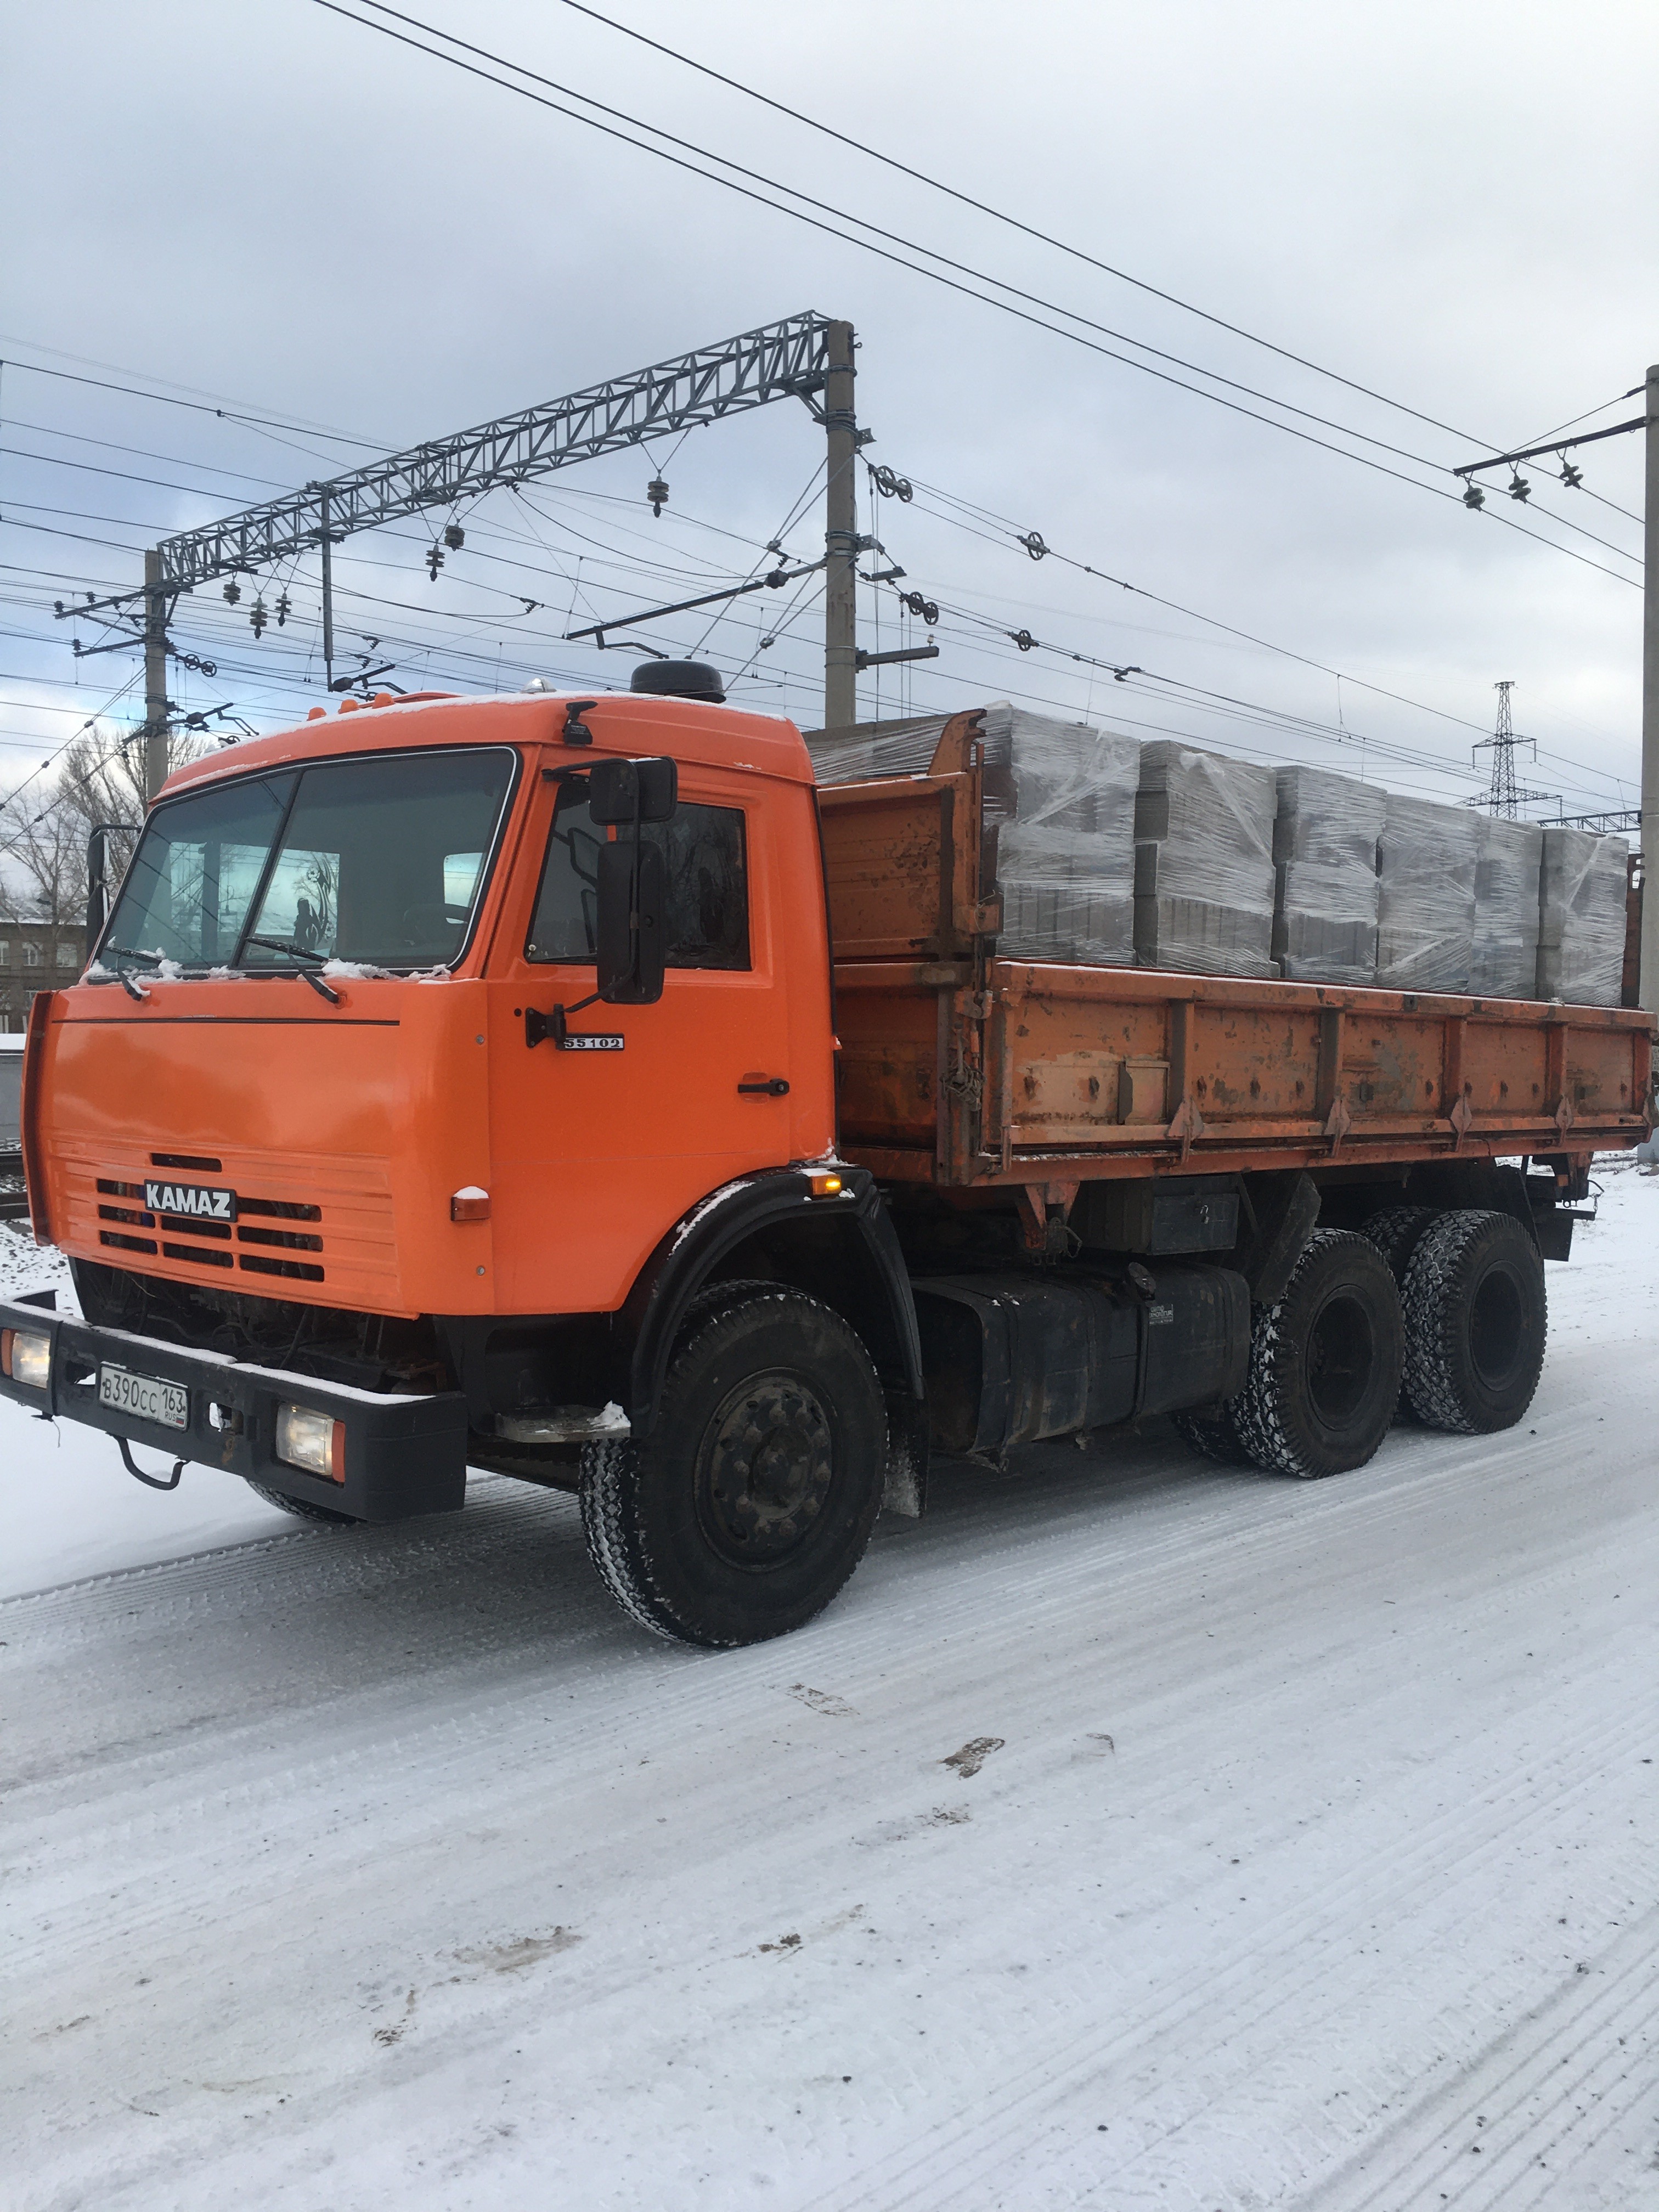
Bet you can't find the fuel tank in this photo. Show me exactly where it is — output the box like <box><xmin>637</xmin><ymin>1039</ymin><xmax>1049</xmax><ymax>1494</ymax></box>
<box><xmin>913</xmin><ymin>1262</ymin><xmax>1250</xmax><ymax>1457</ymax></box>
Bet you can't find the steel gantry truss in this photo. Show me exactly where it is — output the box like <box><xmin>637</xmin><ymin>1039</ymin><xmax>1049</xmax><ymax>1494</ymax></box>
<box><xmin>153</xmin><ymin>312</ymin><xmax>841</xmax><ymax>590</ymax></box>
<box><xmin>103</xmin><ymin>312</ymin><xmax>861</xmax><ymax>796</ymax></box>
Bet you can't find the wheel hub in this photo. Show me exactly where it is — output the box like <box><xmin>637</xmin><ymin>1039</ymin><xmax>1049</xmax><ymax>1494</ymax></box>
<box><xmin>702</xmin><ymin>1374</ymin><xmax>834</xmax><ymax>1562</ymax></box>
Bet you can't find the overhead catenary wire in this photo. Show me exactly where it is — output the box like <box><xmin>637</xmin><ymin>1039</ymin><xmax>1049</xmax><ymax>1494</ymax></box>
<box><xmin>309</xmin><ymin>0</ymin><xmax>1641</xmax><ymax>592</ymax></box>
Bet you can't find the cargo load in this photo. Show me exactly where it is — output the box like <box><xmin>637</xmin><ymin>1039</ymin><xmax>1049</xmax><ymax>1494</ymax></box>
<box><xmin>1470</xmin><ymin>815</ymin><xmax>1543</xmax><ymax>1001</ymax></box>
<box><xmin>806</xmin><ymin>701</ymin><xmax>1137</xmax><ymax>966</ymax></box>
<box><xmin>1271</xmin><ymin>764</ymin><xmax>1384</xmax><ymax>985</ymax></box>
<box><xmin>1133</xmin><ymin>741</ymin><xmax>1277</xmax><ymax>978</ymax></box>
<box><xmin>1537</xmin><ymin>826</ymin><xmax>1628</xmax><ymax>1006</ymax></box>
<box><xmin>1376</xmin><ymin>794</ymin><xmax>1479</xmax><ymax>992</ymax></box>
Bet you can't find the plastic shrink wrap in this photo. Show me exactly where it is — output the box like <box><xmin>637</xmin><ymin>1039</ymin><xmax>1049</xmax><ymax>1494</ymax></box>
<box><xmin>1375</xmin><ymin>795</ymin><xmax>1477</xmax><ymax>991</ymax></box>
<box><xmin>805</xmin><ymin>702</ymin><xmax>1138</xmax><ymax>966</ymax></box>
<box><xmin>1271</xmin><ymin>765</ymin><xmax>1384</xmax><ymax>984</ymax></box>
<box><xmin>1537</xmin><ymin>826</ymin><xmax>1628</xmax><ymax>1006</ymax></box>
<box><xmin>1470</xmin><ymin>816</ymin><xmax>1543</xmax><ymax>1000</ymax></box>
<box><xmin>1133</xmin><ymin>741</ymin><xmax>1277</xmax><ymax>977</ymax></box>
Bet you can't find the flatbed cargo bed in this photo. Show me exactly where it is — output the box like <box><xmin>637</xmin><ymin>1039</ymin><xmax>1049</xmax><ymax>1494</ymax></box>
<box><xmin>819</xmin><ymin>715</ymin><xmax>1656</xmax><ymax>1192</ymax></box>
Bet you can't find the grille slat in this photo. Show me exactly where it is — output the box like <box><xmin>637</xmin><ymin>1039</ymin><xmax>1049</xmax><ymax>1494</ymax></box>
<box><xmin>69</xmin><ymin>1152</ymin><xmax>402</xmax><ymax>1299</ymax></box>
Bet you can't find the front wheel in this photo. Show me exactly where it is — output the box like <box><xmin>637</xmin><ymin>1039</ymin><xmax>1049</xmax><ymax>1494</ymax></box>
<box><xmin>244</xmin><ymin>1477</ymin><xmax>359</xmax><ymax>1525</ymax></box>
<box><xmin>580</xmin><ymin>1288</ymin><xmax>888</xmax><ymax>1647</ymax></box>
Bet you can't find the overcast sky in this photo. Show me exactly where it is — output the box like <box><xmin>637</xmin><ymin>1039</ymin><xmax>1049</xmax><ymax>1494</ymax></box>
<box><xmin>2</xmin><ymin>0</ymin><xmax>1654</xmax><ymax>821</ymax></box>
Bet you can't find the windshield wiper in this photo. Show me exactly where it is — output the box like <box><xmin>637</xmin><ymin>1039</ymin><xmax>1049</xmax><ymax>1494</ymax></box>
<box><xmin>244</xmin><ymin>934</ymin><xmax>326</xmax><ymax>964</ymax></box>
<box><xmin>242</xmin><ymin>936</ymin><xmax>340</xmax><ymax>1003</ymax></box>
<box><xmin>100</xmin><ymin>943</ymin><xmax>165</xmax><ymax>969</ymax></box>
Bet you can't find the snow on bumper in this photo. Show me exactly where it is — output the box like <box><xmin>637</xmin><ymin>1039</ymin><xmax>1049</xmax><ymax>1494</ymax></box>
<box><xmin>0</xmin><ymin>1295</ymin><xmax>467</xmax><ymax>1521</ymax></box>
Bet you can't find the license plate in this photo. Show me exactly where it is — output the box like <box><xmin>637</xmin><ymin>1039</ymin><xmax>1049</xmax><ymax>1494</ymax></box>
<box><xmin>99</xmin><ymin>1364</ymin><xmax>189</xmax><ymax>1431</ymax></box>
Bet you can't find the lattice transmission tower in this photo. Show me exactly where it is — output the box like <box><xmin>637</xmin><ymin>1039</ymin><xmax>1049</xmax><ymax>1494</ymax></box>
<box><xmin>1472</xmin><ymin>680</ymin><xmax>1553</xmax><ymax>817</ymax></box>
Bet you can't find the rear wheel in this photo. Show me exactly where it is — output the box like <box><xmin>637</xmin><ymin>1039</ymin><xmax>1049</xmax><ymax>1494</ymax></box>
<box><xmin>1231</xmin><ymin>1229</ymin><xmax>1404</xmax><ymax>1479</ymax></box>
<box><xmin>1360</xmin><ymin>1206</ymin><xmax>1437</xmax><ymax>1422</ymax></box>
<box><xmin>580</xmin><ymin>1288</ymin><xmax>888</xmax><ymax>1647</ymax></box>
<box><xmin>244</xmin><ymin>1478</ymin><xmax>358</xmax><ymax>1525</ymax></box>
<box><xmin>1170</xmin><ymin>1402</ymin><xmax>1255</xmax><ymax>1467</ymax></box>
<box><xmin>1402</xmin><ymin>1209</ymin><xmax>1546</xmax><ymax>1434</ymax></box>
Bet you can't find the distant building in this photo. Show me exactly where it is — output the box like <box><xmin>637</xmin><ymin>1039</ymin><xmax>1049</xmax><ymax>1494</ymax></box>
<box><xmin>0</xmin><ymin>921</ymin><xmax>85</xmax><ymax>1032</ymax></box>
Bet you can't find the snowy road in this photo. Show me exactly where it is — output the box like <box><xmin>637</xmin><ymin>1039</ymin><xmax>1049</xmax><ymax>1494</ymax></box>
<box><xmin>4</xmin><ymin>1170</ymin><xmax>1656</xmax><ymax>2209</ymax></box>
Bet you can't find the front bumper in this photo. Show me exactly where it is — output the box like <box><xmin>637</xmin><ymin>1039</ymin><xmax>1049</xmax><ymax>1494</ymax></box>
<box><xmin>0</xmin><ymin>1294</ymin><xmax>467</xmax><ymax>1521</ymax></box>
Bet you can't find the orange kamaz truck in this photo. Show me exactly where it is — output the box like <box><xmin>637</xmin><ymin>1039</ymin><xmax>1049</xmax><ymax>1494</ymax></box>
<box><xmin>3</xmin><ymin>667</ymin><xmax>1651</xmax><ymax>1644</ymax></box>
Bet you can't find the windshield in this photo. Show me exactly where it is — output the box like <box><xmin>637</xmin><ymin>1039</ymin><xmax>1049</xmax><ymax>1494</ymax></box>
<box><xmin>100</xmin><ymin>746</ymin><xmax>518</xmax><ymax>974</ymax></box>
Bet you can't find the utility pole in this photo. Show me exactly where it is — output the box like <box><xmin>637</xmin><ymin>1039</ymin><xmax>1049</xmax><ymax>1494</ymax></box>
<box><xmin>822</xmin><ymin>319</ymin><xmax>858</xmax><ymax>731</ymax></box>
<box><xmin>1641</xmin><ymin>363</ymin><xmax>1659</xmax><ymax>1009</ymax></box>
<box><xmin>320</xmin><ymin>489</ymin><xmax>335</xmax><ymax>696</ymax></box>
<box><xmin>142</xmin><ymin>548</ymin><xmax>169</xmax><ymax>804</ymax></box>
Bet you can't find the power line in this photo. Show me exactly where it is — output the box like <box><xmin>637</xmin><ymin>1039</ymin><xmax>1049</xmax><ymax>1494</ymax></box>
<box><xmin>0</xmin><ymin>354</ymin><xmax>384</xmax><ymax>450</ymax></box>
<box><xmin>554</xmin><ymin>0</ymin><xmax>1502</xmax><ymax>453</ymax></box>
<box><xmin>309</xmin><ymin>2</ymin><xmax>1640</xmax><ymax>592</ymax></box>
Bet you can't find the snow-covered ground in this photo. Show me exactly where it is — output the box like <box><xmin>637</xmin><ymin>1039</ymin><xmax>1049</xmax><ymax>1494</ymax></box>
<box><xmin>3</xmin><ymin>1169</ymin><xmax>1656</xmax><ymax>2209</ymax></box>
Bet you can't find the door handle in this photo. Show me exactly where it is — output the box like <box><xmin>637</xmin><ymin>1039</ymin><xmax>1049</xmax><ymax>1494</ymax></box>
<box><xmin>737</xmin><ymin>1076</ymin><xmax>790</xmax><ymax>1097</ymax></box>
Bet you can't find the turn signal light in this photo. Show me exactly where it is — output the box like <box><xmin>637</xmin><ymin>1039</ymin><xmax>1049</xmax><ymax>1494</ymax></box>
<box><xmin>275</xmin><ymin>1403</ymin><xmax>344</xmax><ymax>1482</ymax></box>
<box><xmin>451</xmin><ymin>1187</ymin><xmax>491</xmax><ymax>1222</ymax></box>
<box><xmin>0</xmin><ymin>1327</ymin><xmax>50</xmax><ymax>1388</ymax></box>
<box><xmin>807</xmin><ymin>1172</ymin><xmax>845</xmax><ymax>1199</ymax></box>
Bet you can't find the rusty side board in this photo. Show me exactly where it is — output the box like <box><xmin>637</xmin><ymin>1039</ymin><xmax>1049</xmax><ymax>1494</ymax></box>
<box><xmin>819</xmin><ymin>754</ymin><xmax>1656</xmax><ymax>1189</ymax></box>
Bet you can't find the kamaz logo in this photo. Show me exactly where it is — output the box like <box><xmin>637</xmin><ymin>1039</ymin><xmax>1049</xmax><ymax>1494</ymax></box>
<box><xmin>143</xmin><ymin>1181</ymin><xmax>237</xmax><ymax>1221</ymax></box>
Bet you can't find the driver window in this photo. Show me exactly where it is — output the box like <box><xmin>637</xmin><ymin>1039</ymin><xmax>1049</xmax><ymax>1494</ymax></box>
<box><xmin>526</xmin><ymin>787</ymin><xmax>750</xmax><ymax>969</ymax></box>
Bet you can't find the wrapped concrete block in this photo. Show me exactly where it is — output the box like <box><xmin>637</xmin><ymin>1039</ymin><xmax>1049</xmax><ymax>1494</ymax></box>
<box><xmin>1271</xmin><ymin>764</ymin><xmax>1384</xmax><ymax>985</ymax></box>
<box><xmin>1470</xmin><ymin>815</ymin><xmax>1543</xmax><ymax>1000</ymax></box>
<box><xmin>805</xmin><ymin>702</ymin><xmax>1138</xmax><ymax>966</ymax></box>
<box><xmin>1375</xmin><ymin>794</ymin><xmax>1477</xmax><ymax>992</ymax></box>
<box><xmin>1133</xmin><ymin>741</ymin><xmax>1277</xmax><ymax>977</ymax></box>
<box><xmin>1537</xmin><ymin>826</ymin><xmax>1628</xmax><ymax>1005</ymax></box>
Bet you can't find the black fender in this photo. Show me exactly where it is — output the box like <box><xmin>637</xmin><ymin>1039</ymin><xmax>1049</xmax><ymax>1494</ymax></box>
<box><xmin>619</xmin><ymin>1164</ymin><xmax>929</xmax><ymax>1516</ymax></box>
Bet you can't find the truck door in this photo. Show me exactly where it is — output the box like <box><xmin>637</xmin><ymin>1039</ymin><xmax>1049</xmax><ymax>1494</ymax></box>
<box><xmin>485</xmin><ymin>755</ymin><xmax>806</xmax><ymax>1315</ymax></box>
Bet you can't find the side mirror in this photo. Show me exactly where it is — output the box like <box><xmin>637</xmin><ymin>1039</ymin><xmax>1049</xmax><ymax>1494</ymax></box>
<box><xmin>596</xmin><ymin>837</ymin><xmax>667</xmax><ymax>1005</ymax></box>
<box><xmin>588</xmin><ymin>755</ymin><xmax>678</xmax><ymax>825</ymax></box>
<box><xmin>86</xmin><ymin>821</ymin><xmax>128</xmax><ymax>958</ymax></box>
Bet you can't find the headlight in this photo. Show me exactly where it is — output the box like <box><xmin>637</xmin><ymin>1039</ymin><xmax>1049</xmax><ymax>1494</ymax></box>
<box><xmin>275</xmin><ymin>1403</ymin><xmax>343</xmax><ymax>1482</ymax></box>
<box><xmin>1</xmin><ymin>1328</ymin><xmax>50</xmax><ymax>1389</ymax></box>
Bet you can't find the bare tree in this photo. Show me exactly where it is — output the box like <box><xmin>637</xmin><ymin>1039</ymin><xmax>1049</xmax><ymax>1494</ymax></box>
<box><xmin>0</xmin><ymin>727</ymin><xmax>206</xmax><ymax>926</ymax></box>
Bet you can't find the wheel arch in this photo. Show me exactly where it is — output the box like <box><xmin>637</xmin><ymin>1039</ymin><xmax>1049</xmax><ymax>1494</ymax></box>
<box><xmin>619</xmin><ymin>1167</ymin><xmax>929</xmax><ymax>1515</ymax></box>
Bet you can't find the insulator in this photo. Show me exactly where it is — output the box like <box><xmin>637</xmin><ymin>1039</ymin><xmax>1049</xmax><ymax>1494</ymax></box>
<box><xmin>1019</xmin><ymin>531</ymin><xmax>1047</xmax><ymax>561</ymax></box>
<box><xmin>899</xmin><ymin>590</ymin><xmax>938</xmax><ymax>625</ymax></box>
<box><xmin>250</xmin><ymin>595</ymin><xmax>268</xmax><ymax>640</ymax></box>
<box><xmin>427</xmin><ymin>545</ymin><xmax>444</xmax><ymax>580</ymax></box>
<box><xmin>1508</xmin><ymin>472</ymin><xmax>1531</xmax><ymax>503</ymax></box>
<box><xmin>647</xmin><ymin>476</ymin><xmax>669</xmax><ymax>517</ymax></box>
<box><xmin>1463</xmin><ymin>483</ymin><xmax>1486</xmax><ymax>510</ymax></box>
<box><xmin>223</xmin><ymin>579</ymin><xmax>241</xmax><ymax>604</ymax></box>
<box><xmin>871</xmin><ymin>464</ymin><xmax>913</xmax><ymax>503</ymax></box>
<box><xmin>1012</xmin><ymin>628</ymin><xmax>1036</xmax><ymax>652</ymax></box>
<box><xmin>1560</xmin><ymin>461</ymin><xmax>1583</xmax><ymax>489</ymax></box>
<box><xmin>275</xmin><ymin>591</ymin><xmax>291</xmax><ymax>628</ymax></box>
<box><xmin>443</xmin><ymin>522</ymin><xmax>465</xmax><ymax>550</ymax></box>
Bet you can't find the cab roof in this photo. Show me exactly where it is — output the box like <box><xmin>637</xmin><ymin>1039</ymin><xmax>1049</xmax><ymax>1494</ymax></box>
<box><xmin>161</xmin><ymin>688</ymin><xmax>816</xmax><ymax>800</ymax></box>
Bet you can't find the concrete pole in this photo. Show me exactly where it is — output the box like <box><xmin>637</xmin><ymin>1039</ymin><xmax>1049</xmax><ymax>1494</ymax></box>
<box><xmin>1640</xmin><ymin>365</ymin><xmax>1659</xmax><ymax>1008</ymax></box>
<box><xmin>823</xmin><ymin>320</ymin><xmax>858</xmax><ymax>731</ymax></box>
<box><xmin>320</xmin><ymin>489</ymin><xmax>335</xmax><ymax>695</ymax></box>
<box><xmin>143</xmin><ymin>548</ymin><xmax>169</xmax><ymax>804</ymax></box>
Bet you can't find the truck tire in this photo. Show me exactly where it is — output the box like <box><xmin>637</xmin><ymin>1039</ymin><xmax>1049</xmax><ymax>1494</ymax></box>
<box><xmin>1170</xmin><ymin>1402</ymin><xmax>1254</xmax><ymax>1467</ymax></box>
<box><xmin>580</xmin><ymin>1288</ymin><xmax>888</xmax><ymax>1647</ymax></box>
<box><xmin>243</xmin><ymin>1478</ymin><xmax>358</xmax><ymax>1526</ymax></box>
<box><xmin>1359</xmin><ymin>1206</ymin><xmax>1437</xmax><ymax>1423</ymax></box>
<box><xmin>1401</xmin><ymin>1209</ymin><xmax>1546</xmax><ymax>1435</ymax></box>
<box><xmin>1231</xmin><ymin>1229</ymin><xmax>1404</xmax><ymax>1479</ymax></box>
<box><xmin>1360</xmin><ymin>1205</ymin><xmax>1437</xmax><ymax>1286</ymax></box>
